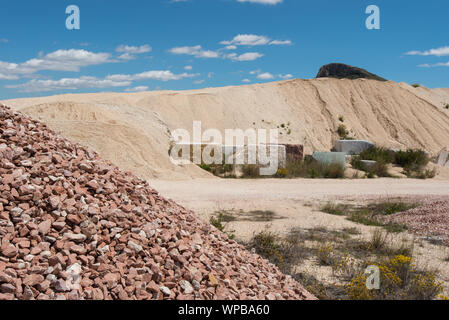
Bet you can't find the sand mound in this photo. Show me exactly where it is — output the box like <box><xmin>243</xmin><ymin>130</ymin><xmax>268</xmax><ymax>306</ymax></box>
<box><xmin>3</xmin><ymin>78</ymin><xmax>449</xmax><ymax>180</ymax></box>
<box><xmin>0</xmin><ymin>105</ymin><xmax>314</xmax><ymax>300</ymax></box>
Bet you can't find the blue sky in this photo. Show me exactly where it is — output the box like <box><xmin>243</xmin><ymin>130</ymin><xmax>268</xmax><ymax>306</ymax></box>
<box><xmin>0</xmin><ymin>0</ymin><xmax>448</xmax><ymax>99</ymax></box>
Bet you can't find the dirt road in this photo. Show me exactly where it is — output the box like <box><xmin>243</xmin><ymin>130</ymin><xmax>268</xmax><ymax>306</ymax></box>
<box><xmin>151</xmin><ymin>178</ymin><xmax>449</xmax><ymax>294</ymax></box>
<box><xmin>151</xmin><ymin>178</ymin><xmax>449</xmax><ymax>238</ymax></box>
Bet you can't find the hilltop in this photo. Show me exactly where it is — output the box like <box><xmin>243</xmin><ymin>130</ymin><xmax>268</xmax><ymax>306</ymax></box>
<box><xmin>3</xmin><ymin>77</ymin><xmax>449</xmax><ymax>180</ymax></box>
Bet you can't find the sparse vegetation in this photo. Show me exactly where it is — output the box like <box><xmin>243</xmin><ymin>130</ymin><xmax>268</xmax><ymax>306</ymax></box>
<box><xmin>247</xmin><ymin>224</ymin><xmax>444</xmax><ymax>300</ymax></box>
<box><xmin>247</xmin><ymin>231</ymin><xmax>310</xmax><ymax>274</ymax></box>
<box><xmin>412</xmin><ymin>83</ymin><xmax>421</xmax><ymax>88</ymax></box>
<box><xmin>279</xmin><ymin>157</ymin><xmax>345</xmax><ymax>179</ymax></box>
<box><xmin>321</xmin><ymin>202</ymin><xmax>348</xmax><ymax>216</ymax></box>
<box><xmin>210</xmin><ymin>212</ymin><xmax>236</xmax><ymax>239</ymax></box>
<box><xmin>321</xmin><ymin>200</ymin><xmax>417</xmax><ymax>233</ymax></box>
<box><xmin>346</xmin><ymin>255</ymin><xmax>443</xmax><ymax>300</ymax></box>
<box><xmin>352</xmin><ymin>146</ymin><xmax>434</xmax><ymax>179</ymax></box>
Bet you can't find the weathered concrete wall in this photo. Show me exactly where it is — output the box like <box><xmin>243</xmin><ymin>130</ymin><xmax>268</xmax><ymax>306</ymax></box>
<box><xmin>334</xmin><ymin>140</ymin><xmax>374</xmax><ymax>155</ymax></box>
<box><xmin>312</xmin><ymin>152</ymin><xmax>346</xmax><ymax>167</ymax></box>
<box><xmin>284</xmin><ymin>144</ymin><xmax>304</xmax><ymax>162</ymax></box>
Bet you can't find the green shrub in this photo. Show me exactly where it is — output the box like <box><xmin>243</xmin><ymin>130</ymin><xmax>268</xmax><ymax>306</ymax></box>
<box><xmin>351</xmin><ymin>156</ymin><xmax>391</xmax><ymax>177</ymax></box>
<box><xmin>358</xmin><ymin>146</ymin><xmax>396</xmax><ymax>163</ymax></box>
<box><xmin>446</xmin><ymin>104</ymin><xmax>449</xmax><ymax>110</ymax></box>
<box><xmin>199</xmin><ymin>164</ymin><xmax>212</xmax><ymax>172</ymax></box>
<box><xmin>248</xmin><ymin>231</ymin><xmax>309</xmax><ymax>274</ymax></box>
<box><xmin>394</xmin><ymin>149</ymin><xmax>429</xmax><ymax>170</ymax></box>
<box><xmin>321</xmin><ymin>203</ymin><xmax>348</xmax><ymax>216</ymax></box>
<box><xmin>412</xmin><ymin>83</ymin><xmax>421</xmax><ymax>88</ymax></box>
<box><xmin>337</xmin><ymin>124</ymin><xmax>349</xmax><ymax>139</ymax></box>
<box><xmin>241</xmin><ymin>164</ymin><xmax>260</xmax><ymax>178</ymax></box>
<box><xmin>284</xmin><ymin>158</ymin><xmax>345</xmax><ymax>179</ymax></box>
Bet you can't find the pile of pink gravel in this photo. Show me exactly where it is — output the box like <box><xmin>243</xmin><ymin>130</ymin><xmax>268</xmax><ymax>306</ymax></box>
<box><xmin>381</xmin><ymin>200</ymin><xmax>449</xmax><ymax>244</ymax></box>
<box><xmin>0</xmin><ymin>105</ymin><xmax>315</xmax><ymax>300</ymax></box>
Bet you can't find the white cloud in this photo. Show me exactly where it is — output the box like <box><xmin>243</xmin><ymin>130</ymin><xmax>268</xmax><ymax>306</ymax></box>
<box><xmin>405</xmin><ymin>46</ymin><xmax>449</xmax><ymax>57</ymax></box>
<box><xmin>221</xmin><ymin>34</ymin><xmax>270</xmax><ymax>46</ymax></box>
<box><xmin>169</xmin><ymin>45</ymin><xmax>220</xmax><ymax>58</ymax></box>
<box><xmin>418</xmin><ymin>62</ymin><xmax>449</xmax><ymax>67</ymax></box>
<box><xmin>225</xmin><ymin>52</ymin><xmax>264</xmax><ymax>61</ymax></box>
<box><xmin>257</xmin><ymin>72</ymin><xmax>274</xmax><ymax>80</ymax></box>
<box><xmin>0</xmin><ymin>39</ymin><xmax>8</xmax><ymax>43</ymax></box>
<box><xmin>269</xmin><ymin>40</ymin><xmax>292</xmax><ymax>45</ymax></box>
<box><xmin>242</xmin><ymin>79</ymin><xmax>251</xmax><ymax>83</ymax></box>
<box><xmin>225</xmin><ymin>45</ymin><xmax>237</xmax><ymax>50</ymax></box>
<box><xmin>194</xmin><ymin>80</ymin><xmax>205</xmax><ymax>84</ymax></box>
<box><xmin>278</xmin><ymin>73</ymin><xmax>293</xmax><ymax>79</ymax></box>
<box><xmin>125</xmin><ymin>86</ymin><xmax>149</xmax><ymax>92</ymax></box>
<box><xmin>106</xmin><ymin>70</ymin><xmax>199</xmax><ymax>82</ymax></box>
<box><xmin>0</xmin><ymin>73</ymin><xmax>19</xmax><ymax>80</ymax></box>
<box><xmin>7</xmin><ymin>69</ymin><xmax>198</xmax><ymax>92</ymax></box>
<box><xmin>237</xmin><ymin>0</ymin><xmax>283</xmax><ymax>5</ymax></box>
<box><xmin>0</xmin><ymin>49</ymin><xmax>114</xmax><ymax>78</ymax></box>
<box><xmin>7</xmin><ymin>76</ymin><xmax>131</xmax><ymax>93</ymax></box>
<box><xmin>116</xmin><ymin>44</ymin><xmax>152</xmax><ymax>54</ymax></box>
<box><xmin>221</xmin><ymin>34</ymin><xmax>291</xmax><ymax>46</ymax></box>
<box><xmin>184</xmin><ymin>65</ymin><xmax>193</xmax><ymax>70</ymax></box>
<box><xmin>118</xmin><ymin>53</ymin><xmax>136</xmax><ymax>61</ymax></box>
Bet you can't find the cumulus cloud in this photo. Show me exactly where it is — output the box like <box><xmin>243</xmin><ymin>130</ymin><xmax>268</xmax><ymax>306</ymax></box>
<box><xmin>0</xmin><ymin>49</ymin><xmax>114</xmax><ymax>79</ymax></box>
<box><xmin>184</xmin><ymin>65</ymin><xmax>193</xmax><ymax>70</ymax></box>
<box><xmin>169</xmin><ymin>45</ymin><xmax>220</xmax><ymax>58</ymax></box>
<box><xmin>124</xmin><ymin>86</ymin><xmax>149</xmax><ymax>92</ymax></box>
<box><xmin>6</xmin><ymin>76</ymin><xmax>131</xmax><ymax>93</ymax></box>
<box><xmin>405</xmin><ymin>46</ymin><xmax>449</xmax><ymax>57</ymax></box>
<box><xmin>0</xmin><ymin>73</ymin><xmax>19</xmax><ymax>80</ymax></box>
<box><xmin>116</xmin><ymin>44</ymin><xmax>152</xmax><ymax>54</ymax></box>
<box><xmin>7</xmin><ymin>69</ymin><xmax>198</xmax><ymax>93</ymax></box>
<box><xmin>242</xmin><ymin>79</ymin><xmax>251</xmax><ymax>83</ymax></box>
<box><xmin>220</xmin><ymin>34</ymin><xmax>291</xmax><ymax>46</ymax></box>
<box><xmin>117</xmin><ymin>53</ymin><xmax>136</xmax><ymax>61</ymax></box>
<box><xmin>418</xmin><ymin>62</ymin><xmax>449</xmax><ymax>67</ymax></box>
<box><xmin>257</xmin><ymin>72</ymin><xmax>274</xmax><ymax>80</ymax></box>
<box><xmin>278</xmin><ymin>73</ymin><xmax>293</xmax><ymax>79</ymax></box>
<box><xmin>237</xmin><ymin>0</ymin><xmax>283</xmax><ymax>5</ymax></box>
<box><xmin>106</xmin><ymin>70</ymin><xmax>198</xmax><ymax>82</ymax></box>
<box><xmin>225</xmin><ymin>52</ymin><xmax>264</xmax><ymax>61</ymax></box>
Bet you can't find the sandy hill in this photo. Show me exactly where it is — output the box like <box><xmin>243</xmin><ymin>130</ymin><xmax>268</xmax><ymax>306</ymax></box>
<box><xmin>0</xmin><ymin>104</ymin><xmax>314</xmax><ymax>300</ymax></box>
<box><xmin>3</xmin><ymin>78</ymin><xmax>449</xmax><ymax>180</ymax></box>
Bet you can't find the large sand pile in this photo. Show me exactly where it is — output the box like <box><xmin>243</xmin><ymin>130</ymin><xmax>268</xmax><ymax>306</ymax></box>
<box><xmin>3</xmin><ymin>78</ymin><xmax>449</xmax><ymax>180</ymax></box>
<box><xmin>0</xmin><ymin>105</ymin><xmax>314</xmax><ymax>300</ymax></box>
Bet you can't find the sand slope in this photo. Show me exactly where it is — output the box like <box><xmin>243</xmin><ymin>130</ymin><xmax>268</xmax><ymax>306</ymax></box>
<box><xmin>3</xmin><ymin>78</ymin><xmax>449</xmax><ymax>179</ymax></box>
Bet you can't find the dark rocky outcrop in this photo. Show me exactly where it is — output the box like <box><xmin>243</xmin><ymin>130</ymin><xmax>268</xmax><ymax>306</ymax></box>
<box><xmin>316</xmin><ymin>63</ymin><xmax>387</xmax><ymax>81</ymax></box>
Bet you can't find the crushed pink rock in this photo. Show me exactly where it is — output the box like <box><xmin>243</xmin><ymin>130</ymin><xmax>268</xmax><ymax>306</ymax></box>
<box><xmin>381</xmin><ymin>200</ymin><xmax>449</xmax><ymax>244</ymax></box>
<box><xmin>0</xmin><ymin>105</ymin><xmax>315</xmax><ymax>300</ymax></box>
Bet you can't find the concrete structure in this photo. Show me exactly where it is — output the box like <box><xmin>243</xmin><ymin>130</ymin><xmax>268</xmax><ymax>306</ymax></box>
<box><xmin>437</xmin><ymin>149</ymin><xmax>449</xmax><ymax>167</ymax></box>
<box><xmin>284</xmin><ymin>144</ymin><xmax>304</xmax><ymax>162</ymax></box>
<box><xmin>233</xmin><ymin>144</ymin><xmax>287</xmax><ymax>168</ymax></box>
<box><xmin>312</xmin><ymin>152</ymin><xmax>346</xmax><ymax>167</ymax></box>
<box><xmin>333</xmin><ymin>140</ymin><xmax>375</xmax><ymax>155</ymax></box>
<box><xmin>171</xmin><ymin>143</ymin><xmax>287</xmax><ymax>169</ymax></box>
<box><xmin>360</xmin><ymin>160</ymin><xmax>377</xmax><ymax>170</ymax></box>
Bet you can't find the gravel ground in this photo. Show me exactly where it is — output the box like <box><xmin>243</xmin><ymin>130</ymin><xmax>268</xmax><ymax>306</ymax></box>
<box><xmin>382</xmin><ymin>199</ymin><xmax>449</xmax><ymax>244</ymax></box>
